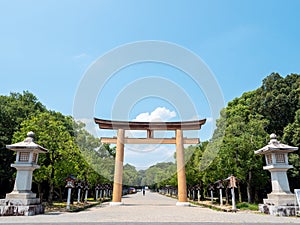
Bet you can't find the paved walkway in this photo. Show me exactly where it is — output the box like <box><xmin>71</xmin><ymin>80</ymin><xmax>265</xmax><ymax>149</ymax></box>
<box><xmin>0</xmin><ymin>191</ymin><xmax>299</xmax><ymax>224</ymax></box>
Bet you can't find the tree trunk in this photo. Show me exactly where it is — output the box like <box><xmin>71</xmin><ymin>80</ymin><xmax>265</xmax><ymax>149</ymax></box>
<box><xmin>54</xmin><ymin>188</ymin><xmax>62</xmax><ymax>202</ymax></box>
<box><xmin>38</xmin><ymin>183</ymin><xmax>43</xmax><ymax>202</ymax></box>
<box><xmin>254</xmin><ymin>187</ymin><xmax>259</xmax><ymax>203</ymax></box>
<box><xmin>225</xmin><ymin>187</ymin><xmax>229</xmax><ymax>205</ymax></box>
<box><xmin>247</xmin><ymin>170</ymin><xmax>252</xmax><ymax>203</ymax></box>
<box><xmin>48</xmin><ymin>181</ymin><xmax>54</xmax><ymax>204</ymax></box>
<box><xmin>48</xmin><ymin>165</ymin><xmax>55</xmax><ymax>204</ymax></box>
<box><xmin>238</xmin><ymin>184</ymin><xmax>242</xmax><ymax>203</ymax></box>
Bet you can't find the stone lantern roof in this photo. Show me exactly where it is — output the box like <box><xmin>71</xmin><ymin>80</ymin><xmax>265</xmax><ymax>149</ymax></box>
<box><xmin>6</xmin><ymin>131</ymin><xmax>48</xmax><ymax>153</ymax></box>
<box><xmin>254</xmin><ymin>133</ymin><xmax>298</xmax><ymax>155</ymax></box>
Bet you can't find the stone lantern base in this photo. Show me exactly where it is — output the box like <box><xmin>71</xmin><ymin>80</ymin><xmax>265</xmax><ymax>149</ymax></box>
<box><xmin>259</xmin><ymin>193</ymin><xmax>299</xmax><ymax>216</ymax></box>
<box><xmin>259</xmin><ymin>204</ymin><xmax>299</xmax><ymax>217</ymax></box>
<box><xmin>263</xmin><ymin>193</ymin><xmax>296</xmax><ymax>206</ymax></box>
<box><xmin>0</xmin><ymin>191</ymin><xmax>44</xmax><ymax>216</ymax></box>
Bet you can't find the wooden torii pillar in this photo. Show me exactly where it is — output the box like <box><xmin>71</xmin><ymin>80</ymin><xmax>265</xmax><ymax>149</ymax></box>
<box><xmin>94</xmin><ymin>118</ymin><xmax>206</xmax><ymax>206</ymax></box>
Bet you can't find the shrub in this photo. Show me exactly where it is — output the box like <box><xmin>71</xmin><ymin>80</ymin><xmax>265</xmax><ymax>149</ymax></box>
<box><xmin>236</xmin><ymin>202</ymin><xmax>259</xmax><ymax>210</ymax></box>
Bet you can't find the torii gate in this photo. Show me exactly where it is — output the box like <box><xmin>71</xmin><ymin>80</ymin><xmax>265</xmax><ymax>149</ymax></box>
<box><xmin>94</xmin><ymin>118</ymin><xmax>206</xmax><ymax>206</ymax></box>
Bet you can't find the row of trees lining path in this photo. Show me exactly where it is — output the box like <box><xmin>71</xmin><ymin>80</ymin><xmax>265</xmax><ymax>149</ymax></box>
<box><xmin>0</xmin><ymin>73</ymin><xmax>299</xmax><ymax>205</ymax></box>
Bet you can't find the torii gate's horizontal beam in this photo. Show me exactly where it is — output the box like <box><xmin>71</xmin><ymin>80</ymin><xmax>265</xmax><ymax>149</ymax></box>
<box><xmin>94</xmin><ymin>118</ymin><xmax>206</xmax><ymax>130</ymax></box>
<box><xmin>101</xmin><ymin>137</ymin><xmax>200</xmax><ymax>145</ymax></box>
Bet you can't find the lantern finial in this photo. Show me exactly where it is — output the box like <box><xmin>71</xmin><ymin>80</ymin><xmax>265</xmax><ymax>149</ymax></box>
<box><xmin>24</xmin><ymin>131</ymin><xmax>35</xmax><ymax>143</ymax></box>
<box><xmin>269</xmin><ymin>133</ymin><xmax>278</xmax><ymax>144</ymax></box>
<box><xmin>27</xmin><ymin>131</ymin><xmax>35</xmax><ymax>138</ymax></box>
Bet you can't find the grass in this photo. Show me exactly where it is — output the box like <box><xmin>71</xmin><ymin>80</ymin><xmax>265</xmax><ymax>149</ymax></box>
<box><xmin>236</xmin><ymin>202</ymin><xmax>259</xmax><ymax>211</ymax></box>
<box><xmin>193</xmin><ymin>201</ymin><xmax>259</xmax><ymax>212</ymax></box>
<box><xmin>193</xmin><ymin>201</ymin><xmax>223</xmax><ymax>211</ymax></box>
<box><xmin>44</xmin><ymin>198</ymin><xmax>111</xmax><ymax>213</ymax></box>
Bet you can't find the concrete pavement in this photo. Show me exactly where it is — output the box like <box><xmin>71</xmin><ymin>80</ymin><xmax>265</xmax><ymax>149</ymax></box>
<box><xmin>0</xmin><ymin>190</ymin><xmax>299</xmax><ymax>224</ymax></box>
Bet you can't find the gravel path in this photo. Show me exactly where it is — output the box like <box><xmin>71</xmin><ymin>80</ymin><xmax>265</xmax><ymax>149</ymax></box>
<box><xmin>0</xmin><ymin>191</ymin><xmax>299</xmax><ymax>224</ymax></box>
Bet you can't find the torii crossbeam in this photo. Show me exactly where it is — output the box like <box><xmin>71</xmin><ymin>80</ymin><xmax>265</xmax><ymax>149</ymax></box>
<box><xmin>94</xmin><ymin>118</ymin><xmax>206</xmax><ymax>206</ymax></box>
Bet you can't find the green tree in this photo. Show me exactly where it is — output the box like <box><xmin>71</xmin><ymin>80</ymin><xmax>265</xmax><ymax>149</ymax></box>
<box><xmin>201</xmin><ymin>74</ymin><xmax>300</xmax><ymax>203</ymax></box>
<box><xmin>185</xmin><ymin>143</ymin><xmax>207</xmax><ymax>187</ymax></box>
<box><xmin>140</xmin><ymin>162</ymin><xmax>176</xmax><ymax>188</ymax></box>
<box><xmin>202</xmin><ymin>91</ymin><xmax>269</xmax><ymax>203</ymax></box>
<box><xmin>283</xmin><ymin>109</ymin><xmax>300</xmax><ymax>190</ymax></box>
<box><xmin>254</xmin><ymin>73</ymin><xmax>300</xmax><ymax>136</ymax></box>
<box><xmin>75</xmin><ymin>125</ymin><xmax>115</xmax><ymax>184</ymax></box>
<box><xmin>0</xmin><ymin>91</ymin><xmax>46</xmax><ymax>197</ymax></box>
<box><xmin>13</xmin><ymin>111</ymin><xmax>84</xmax><ymax>203</ymax></box>
<box><xmin>123</xmin><ymin>163</ymin><xmax>140</xmax><ymax>186</ymax></box>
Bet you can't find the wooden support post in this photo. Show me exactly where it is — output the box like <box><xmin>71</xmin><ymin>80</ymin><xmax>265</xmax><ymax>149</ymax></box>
<box><xmin>176</xmin><ymin>129</ymin><xmax>189</xmax><ymax>206</ymax></box>
<box><xmin>111</xmin><ymin>129</ymin><xmax>125</xmax><ymax>205</ymax></box>
<box><xmin>147</xmin><ymin>129</ymin><xmax>153</xmax><ymax>138</ymax></box>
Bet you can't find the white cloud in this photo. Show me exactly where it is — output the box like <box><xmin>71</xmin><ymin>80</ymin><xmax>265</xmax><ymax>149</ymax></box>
<box><xmin>126</xmin><ymin>107</ymin><xmax>176</xmax><ymax>138</ymax></box>
<box><xmin>133</xmin><ymin>107</ymin><xmax>176</xmax><ymax>122</ymax></box>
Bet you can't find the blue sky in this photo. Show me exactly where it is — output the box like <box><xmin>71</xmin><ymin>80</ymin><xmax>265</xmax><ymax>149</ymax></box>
<box><xmin>1</xmin><ymin>0</ymin><xmax>300</xmax><ymax>169</ymax></box>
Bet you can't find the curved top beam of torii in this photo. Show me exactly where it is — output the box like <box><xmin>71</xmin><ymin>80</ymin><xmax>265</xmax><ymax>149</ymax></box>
<box><xmin>94</xmin><ymin>118</ymin><xmax>206</xmax><ymax>131</ymax></box>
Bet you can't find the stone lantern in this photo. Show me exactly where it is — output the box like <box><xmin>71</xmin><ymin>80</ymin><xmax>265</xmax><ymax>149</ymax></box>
<box><xmin>215</xmin><ymin>180</ymin><xmax>224</xmax><ymax>206</ymax></box>
<box><xmin>255</xmin><ymin>133</ymin><xmax>298</xmax><ymax>216</ymax></box>
<box><xmin>65</xmin><ymin>175</ymin><xmax>76</xmax><ymax>210</ymax></box>
<box><xmin>76</xmin><ymin>180</ymin><xmax>84</xmax><ymax>203</ymax></box>
<box><xmin>0</xmin><ymin>131</ymin><xmax>48</xmax><ymax>216</ymax></box>
<box><xmin>95</xmin><ymin>184</ymin><xmax>100</xmax><ymax>201</ymax></box>
<box><xmin>208</xmin><ymin>184</ymin><xmax>214</xmax><ymax>203</ymax></box>
<box><xmin>84</xmin><ymin>182</ymin><xmax>89</xmax><ymax>203</ymax></box>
